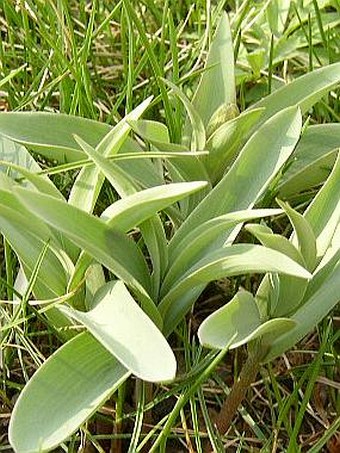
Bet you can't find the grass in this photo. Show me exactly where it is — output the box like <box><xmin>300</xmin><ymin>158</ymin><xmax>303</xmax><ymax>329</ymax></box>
<box><xmin>0</xmin><ymin>1</ymin><xmax>340</xmax><ymax>452</ymax></box>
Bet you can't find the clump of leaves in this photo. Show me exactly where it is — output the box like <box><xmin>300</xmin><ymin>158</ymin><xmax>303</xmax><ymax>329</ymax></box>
<box><xmin>0</xmin><ymin>11</ymin><xmax>340</xmax><ymax>453</ymax></box>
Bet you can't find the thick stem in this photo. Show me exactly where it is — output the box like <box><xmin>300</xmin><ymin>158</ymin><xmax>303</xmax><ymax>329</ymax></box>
<box><xmin>213</xmin><ymin>344</ymin><xmax>263</xmax><ymax>436</ymax></box>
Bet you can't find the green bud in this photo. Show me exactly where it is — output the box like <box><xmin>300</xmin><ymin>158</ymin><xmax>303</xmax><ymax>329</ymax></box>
<box><xmin>206</xmin><ymin>103</ymin><xmax>240</xmax><ymax>138</ymax></box>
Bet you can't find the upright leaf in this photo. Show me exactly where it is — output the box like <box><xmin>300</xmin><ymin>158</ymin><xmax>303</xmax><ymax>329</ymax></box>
<box><xmin>170</xmin><ymin>106</ymin><xmax>302</xmax><ymax>253</ymax></box>
<box><xmin>192</xmin><ymin>12</ymin><xmax>236</xmax><ymax>127</ymax></box>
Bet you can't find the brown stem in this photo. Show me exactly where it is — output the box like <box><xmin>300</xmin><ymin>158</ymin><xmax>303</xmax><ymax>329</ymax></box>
<box><xmin>214</xmin><ymin>344</ymin><xmax>263</xmax><ymax>436</ymax></box>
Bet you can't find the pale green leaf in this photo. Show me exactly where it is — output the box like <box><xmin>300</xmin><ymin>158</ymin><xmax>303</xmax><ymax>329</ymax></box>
<box><xmin>69</xmin><ymin>98</ymin><xmax>151</xmax><ymax>212</ymax></box>
<box><xmin>278</xmin><ymin>124</ymin><xmax>340</xmax><ymax>198</ymax></box>
<box><xmin>0</xmin><ymin>189</ymin><xmax>71</xmax><ymax>297</ymax></box>
<box><xmin>198</xmin><ymin>290</ymin><xmax>296</xmax><ymax>350</ymax></box>
<box><xmin>62</xmin><ymin>281</ymin><xmax>176</xmax><ymax>382</ymax></box>
<box><xmin>160</xmin><ymin>244</ymin><xmax>311</xmax><ymax>335</ymax></box>
<box><xmin>162</xmin><ymin>209</ymin><xmax>282</xmax><ymax>297</ymax></box>
<box><xmin>0</xmin><ymin>112</ymin><xmax>110</xmax><ymax>162</ymax></box>
<box><xmin>303</xmin><ymin>153</ymin><xmax>340</xmax><ymax>262</ymax></box>
<box><xmin>128</xmin><ymin>119</ymin><xmax>170</xmax><ymax>143</ymax></box>
<box><xmin>245</xmin><ymin>223</ymin><xmax>304</xmax><ymax>264</ymax></box>
<box><xmin>170</xmin><ymin>106</ymin><xmax>302</xmax><ymax>253</ymax></box>
<box><xmin>251</xmin><ymin>62</ymin><xmax>340</xmax><ymax>125</ymax></box>
<box><xmin>14</xmin><ymin>187</ymin><xmax>151</xmax><ymax>296</ymax></box>
<box><xmin>192</xmin><ymin>12</ymin><xmax>236</xmax><ymax>126</ymax></box>
<box><xmin>265</xmin><ymin>256</ymin><xmax>340</xmax><ymax>362</ymax></box>
<box><xmin>198</xmin><ymin>290</ymin><xmax>261</xmax><ymax>349</ymax></box>
<box><xmin>277</xmin><ymin>200</ymin><xmax>317</xmax><ymax>271</ymax></box>
<box><xmin>101</xmin><ymin>181</ymin><xmax>207</xmax><ymax>232</ymax></box>
<box><xmin>9</xmin><ymin>332</ymin><xmax>130</xmax><ymax>453</ymax></box>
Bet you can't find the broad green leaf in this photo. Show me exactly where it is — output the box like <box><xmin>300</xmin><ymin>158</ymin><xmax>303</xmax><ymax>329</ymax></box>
<box><xmin>251</xmin><ymin>62</ymin><xmax>340</xmax><ymax>125</ymax></box>
<box><xmin>68</xmin><ymin>181</ymin><xmax>207</xmax><ymax>302</ymax></box>
<box><xmin>277</xmin><ymin>200</ymin><xmax>317</xmax><ymax>271</ymax></box>
<box><xmin>14</xmin><ymin>187</ymin><xmax>151</xmax><ymax>296</ymax></box>
<box><xmin>162</xmin><ymin>209</ymin><xmax>282</xmax><ymax>297</ymax></box>
<box><xmin>198</xmin><ymin>290</ymin><xmax>261</xmax><ymax>349</ymax></box>
<box><xmin>160</xmin><ymin>244</ymin><xmax>311</xmax><ymax>335</ymax></box>
<box><xmin>191</xmin><ymin>12</ymin><xmax>236</xmax><ymax>127</ymax></box>
<box><xmin>0</xmin><ymin>136</ymin><xmax>42</xmax><ymax>180</ymax></box>
<box><xmin>62</xmin><ymin>281</ymin><xmax>176</xmax><ymax>382</ymax></box>
<box><xmin>170</xmin><ymin>106</ymin><xmax>302</xmax><ymax>253</ymax></box>
<box><xmin>0</xmin><ymin>112</ymin><xmax>162</xmax><ymax>190</ymax></box>
<box><xmin>198</xmin><ymin>290</ymin><xmax>296</xmax><ymax>350</ymax></box>
<box><xmin>204</xmin><ymin>108</ymin><xmax>264</xmax><ymax>185</ymax></box>
<box><xmin>0</xmin><ymin>189</ymin><xmax>70</xmax><ymax>297</ymax></box>
<box><xmin>129</xmin><ymin>121</ymin><xmax>210</xmax><ymax>193</ymax></box>
<box><xmin>0</xmin><ymin>112</ymin><xmax>110</xmax><ymax>162</ymax></box>
<box><xmin>0</xmin><ymin>160</ymin><xmax>64</xmax><ymax>200</ymax></box>
<box><xmin>9</xmin><ymin>332</ymin><xmax>130</xmax><ymax>453</ymax></box>
<box><xmin>247</xmin><ymin>222</ymin><xmax>309</xmax><ymax>317</ymax></box>
<box><xmin>101</xmin><ymin>181</ymin><xmax>207</xmax><ymax>232</ymax></box>
<box><xmin>0</xmin><ymin>134</ymin><xmax>66</xmax><ymax>200</ymax></box>
<box><xmin>163</xmin><ymin>79</ymin><xmax>206</xmax><ymax>151</ymax></box>
<box><xmin>278</xmin><ymin>124</ymin><xmax>340</xmax><ymax>198</ymax></box>
<box><xmin>303</xmin><ymin>153</ymin><xmax>340</xmax><ymax>262</ymax></box>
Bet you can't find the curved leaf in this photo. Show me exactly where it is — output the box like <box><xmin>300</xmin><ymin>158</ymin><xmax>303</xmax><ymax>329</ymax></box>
<box><xmin>278</xmin><ymin>124</ymin><xmax>340</xmax><ymax>197</ymax></box>
<box><xmin>62</xmin><ymin>281</ymin><xmax>176</xmax><ymax>382</ymax></box>
<box><xmin>14</xmin><ymin>187</ymin><xmax>151</xmax><ymax>295</ymax></box>
<box><xmin>9</xmin><ymin>332</ymin><xmax>129</xmax><ymax>453</ymax></box>
<box><xmin>160</xmin><ymin>244</ymin><xmax>311</xmax><ymax>335</ymax></box>
<box><xmin>162</xmin><ymin>209</ymin><xmax>282</xmax><ymax>296</ymax></box>
<box><xmin>205</xmin><ymin>108</ymin><xmax>264</xmax><ymax>184</ymax></box>
<box><xmin>198</xmin><ymin>290</ymin><xmax>296</xmax><ymax>350</ymax></box>
<box><xmin>251</xmin><ymin>62</ymin><xmax>340</xmax><ymax>125</ymax></box>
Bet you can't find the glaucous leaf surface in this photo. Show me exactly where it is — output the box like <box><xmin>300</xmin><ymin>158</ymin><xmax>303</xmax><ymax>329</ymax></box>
<box><xmin>9</xmin><ymin>332</ymin><xmax>130</xmax><ymax>453</ymax></box>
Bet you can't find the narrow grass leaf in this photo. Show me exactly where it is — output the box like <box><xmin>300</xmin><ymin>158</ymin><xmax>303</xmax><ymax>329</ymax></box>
<box><xmin>163</xmin><ymin>79</ymin><xmax>206</xmax><ymax>151</ymax></box>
